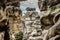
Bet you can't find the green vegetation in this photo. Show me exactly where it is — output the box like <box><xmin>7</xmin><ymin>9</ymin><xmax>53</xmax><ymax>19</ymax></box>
<box><xmin>51</xmin><ymin>6</ymin><xmax>56</xmax><ymax>12</ymax></box>
<box><xmin>15</xmin><ymin>31</ymin><xmax>23</xmax><ymax>40</ymax></box>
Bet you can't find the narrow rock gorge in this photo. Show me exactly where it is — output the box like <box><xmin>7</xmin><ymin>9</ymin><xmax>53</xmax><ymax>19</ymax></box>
<box><xmin>0</xmin><ymin>0</ymin><xmax>60</xmax><ymax>40</ymax></box>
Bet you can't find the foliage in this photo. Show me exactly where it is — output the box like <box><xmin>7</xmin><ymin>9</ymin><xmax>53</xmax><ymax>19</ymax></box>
<box><xmin>51</xmin><ymin>6</ymin><xmax>56</xmax><ymax>12</ymax></box>
<box><xmin>15</xmin><ymin>31</ymin><xmax>23</xmax><ymax>40</ymax></box>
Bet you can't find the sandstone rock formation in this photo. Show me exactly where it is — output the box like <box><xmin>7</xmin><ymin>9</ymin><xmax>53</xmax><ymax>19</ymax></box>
<box><xmin>23</xmin><ymin>8</ymin><xmax>42</xmax><ymax>40</ymax></box>
<box><xmin>0</xmin><ymin>0</ymin><xmax>27</xmax><ymax>40</ymax></box>
<box><xmin>38</xmin><ymin>0</ymin><xmax>60</xmax><ymax>40</ymax></box>
<box><xmin>26</xmin><ymin>7</ymin><xmax>36</xmax><ymax>11</ymax></box>
<box><xmin>38</xmin><ymin>0</ymin><xmax>60</xmax><ymax>11</ymax></box>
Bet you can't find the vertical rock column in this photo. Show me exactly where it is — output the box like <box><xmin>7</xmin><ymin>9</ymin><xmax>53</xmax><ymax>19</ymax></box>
<box><xmin>0</xmin><ymin>0</ymin><xmax>27</xmax><ymax>40</ymax></box>
<box><xmin>6</xmin><ymin>2</ymin><xmax>22</xmax><ymax>40</ymax></box>
<box><xmin>24</xmin><ymin>7</ymin><xmax>42</xmax><ymax>40</ymax></box>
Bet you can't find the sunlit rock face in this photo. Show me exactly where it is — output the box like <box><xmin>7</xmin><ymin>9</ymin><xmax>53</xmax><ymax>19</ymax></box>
<box><xmin>23</xmin><ymin>8</ymin><xmax>42</xmax><ymax>40</ymax></box>
<box><xmin>0</xmin><ymin>0</ymin><xmax>27</xmax><ymax>40</ymax></box>
<box><xmin>8</xmin><ymin>7</ymin><xmax>22</xmax><ymax>34</ymax></box>
<box><xmin>38</xmin><ymin>0</ymin><xmax>60</xmax><ymax>27</ymax></box>
<box><xmin>6</xmin><ymin>5</ymin><xmax>23</xmax><ymax>40</ymax></box>
<box><xmin>38</xmin><ymin>0</ymin><xmax>60</xmax><ymax>40</ymax></box>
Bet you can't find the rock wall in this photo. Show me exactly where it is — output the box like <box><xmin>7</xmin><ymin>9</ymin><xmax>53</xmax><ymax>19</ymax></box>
<box><xmin>0</xmin><ymin>0</ymin><xmax>27</xmax><ymax>40</ymax></box>
<box><xmin>38</xmin><ymin>0</ymin><xmax>60</xmax><ymax>40</ymax></box>
<box><xmin>23</xmin><ymin>0</ymin><xmax>60</xmax><ymax>40</ymax></box>
<box><xmin>23</xmin><ymin>10</ymin><xmax>42</xmax><ymax>40</ymax></box>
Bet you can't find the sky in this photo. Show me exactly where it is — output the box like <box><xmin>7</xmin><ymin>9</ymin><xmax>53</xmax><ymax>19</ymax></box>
<box><xmin>20</xmin><ymin>0</ymin><xmax>40</xmax><ymax>15</ymax></box>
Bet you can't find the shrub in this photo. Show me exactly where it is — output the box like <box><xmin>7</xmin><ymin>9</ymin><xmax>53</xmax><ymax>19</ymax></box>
<box><xmin>15</xmin><ymin>31</ymin><xmax>23</xmax><ymax>40</ymax></box>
